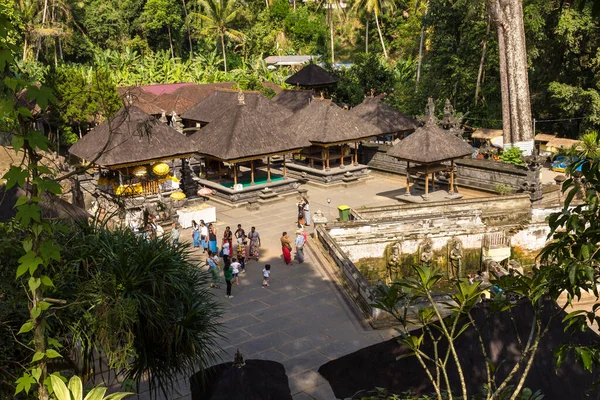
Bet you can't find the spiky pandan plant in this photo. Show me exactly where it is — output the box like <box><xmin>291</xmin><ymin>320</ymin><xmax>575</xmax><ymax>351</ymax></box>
<box><xmin>0</xmin><ymin>222</ymin><xmax>223</xmax><ymax>398</ymax></box>
<box><xmin>63</xmin><ymin>225</ymin><xmax>223</xmax><ymax>396</ymax></box>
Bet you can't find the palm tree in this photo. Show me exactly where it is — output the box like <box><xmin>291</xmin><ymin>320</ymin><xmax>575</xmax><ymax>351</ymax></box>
<box><xmin>194</xmin><ymin>0</ymin><xmax>246</xmax><ymax>73</ymax></box>
<box><xmin>353</xmin><ymin>0</ymin><xmax>395</xmax><ymax>58</ymax></box>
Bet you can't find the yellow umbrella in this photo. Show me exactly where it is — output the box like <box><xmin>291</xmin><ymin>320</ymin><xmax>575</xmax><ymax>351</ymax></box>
<box><xmin>170</xmin><ymin>191</ymin><xmax>186</xmax><ymax>200</ymax></box>
<box><xmin>152</xmin><ymin>162</ymin><xmax>170</xmax><ymax>176</ymax></box>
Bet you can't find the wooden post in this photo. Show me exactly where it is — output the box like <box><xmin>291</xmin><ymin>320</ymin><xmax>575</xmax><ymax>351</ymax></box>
<box><xmin>250</xmin><ymin>160</ymin><xmax>255</xmax><ymax>185</ymax></box>
<box><xmin>217</xmin><ymin>160</ymin><xmax>222</xmax><ymax>183</ymax></box>
<box><xmin>283</xmin><ymin>155</ymin><xmax>287</xmax><ymax>177</ymax></box>
<box><xmin>354</xmin><ymin>142</ymin><xmax>359</xmax><ymax>165</ymax></box>
<box><xmin>340</xmin><ymin>145</ymin><xmax>345</xmax><ymax>167</ymax></box>
<box><xmin>450</xmin><ymin>160</ymin><xmax>455</xmax><ymax>193</ymax></box>
<box><xmin>233</xmin><ymin>163</ymin><xmax>237</xmax><ymax>186</ymax></box>
<box><xmin>405</xmin><ymin>161</ymin><xmax>411</xmax><ymax>195</ymax></box>
<box><xmin>267</xmin><ymin>156</ymin><xmax>271</xmax><ymax>182</ymax></box>
<box><xmin>431</xmin><ymin>170</ymin><xmax>435</xmax><ymax>191</ymax></box>
<box><xmin>424</xmin><ymin>173</ymin><xmax>429</xmax><ymax>199</ymax></box>
<box><xmin>326</xmin><ymin>148</ymin><xmax>330</xmax><ymax>170</ymax></box>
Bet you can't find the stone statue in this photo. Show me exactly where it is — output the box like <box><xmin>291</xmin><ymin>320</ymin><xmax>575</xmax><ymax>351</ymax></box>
<box><xmin>423</xmin><ymin>97</ymin><xmax>437</xmax><ymax>125</ymax></box>
<box><xmin>387</xmin><ymin>242</ymin><xmax>402</xmax><ymax>282</ymax></box>
<box><xmin>439</xmin><ymin>98</ymin><xmax>464</xmax><ymax>137</ymax></box>
<box><xmin>420</xmin><ymin>238</ymin><xmax>434</xmax><ymax>267</ymax></box>
<box><xmin>448</xmin><ymin>238</ymin><xmax>463</xmax><ymax>279</ymax></box>
<box><xmin>159</xmin><ymin>110</ymin><xmax>168</xmax><ymax>123</ymax></box>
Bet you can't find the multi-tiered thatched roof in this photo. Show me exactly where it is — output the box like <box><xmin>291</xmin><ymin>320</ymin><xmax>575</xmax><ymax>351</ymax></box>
<box><xmin>272</xmin><ymin>90</ymin><xmax>314</xmax><ymax>113</ymax></box>
<box><xmin>387</xmin><ymin>121</ymin><xmax>474</xmax><ymax>164</ymax></box>
<box><xmin>69</xmin><ymin>106</ymin><xmax>195</xmax><ymax>168</ymax></box>
<box><xmin>189</xmin><ymin>96</ymin><xmax>309</xmax><ymax>161</ymax></box>
<box><xmin>285</xmin><ymin>100</ymin><xmax>381</xmax><ymax>146</ymax></box>
<box><xmin>182</xmin><ymin>90</ymin><xmax>292</xmax><ymax>125</ymax></box>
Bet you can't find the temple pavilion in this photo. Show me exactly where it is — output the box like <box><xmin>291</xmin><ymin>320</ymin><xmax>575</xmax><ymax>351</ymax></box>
<box><xmin>271</xmin><ymin>89</ymin><xmax>314</xmax><ymax>113</ymax></box>
<box><xmin>188</xmin><ymin>92</ymin><xmax>309</xmax><ymax>204</ymax></box>
<box><xmin>69</xmin><ymin>106</ymin><xmax>195</xmax><ymax>198</ymax></box>
<box><xmin>351</xmin><ymin>96</ymin><xmax>418</xmax><ymax>142</ymax></box>
<box><xmin>285</xmin><ymin>62</ymin><xmax>339</xmax><ymax>91</ymax></box>
<box><xmin>387</xmin><ymin>117</ymin><xmax>474</xmax><ymax>202</ymax></box>
<box><xmin>283</xmin><ymin>99</ymin><xmax>381</xmax><ymax>185</ymax></box>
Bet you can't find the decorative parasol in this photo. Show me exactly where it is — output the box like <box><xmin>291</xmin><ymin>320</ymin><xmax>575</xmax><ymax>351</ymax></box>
<box><xmin>170</xmin><ymin>191</ymin><xmax>186</xmax><ymax>200</ymax></box>
<box><xmin>198</xmin><ymin>187</ymin><xmax>215</xmax><ymax>197</ymax></box>
<box><xmin>152</xmin><ymin>162</ymin><xmax>170</xmax><ymax>176</ymax></box>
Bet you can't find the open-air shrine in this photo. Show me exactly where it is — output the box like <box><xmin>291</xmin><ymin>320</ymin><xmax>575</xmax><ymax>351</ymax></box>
<box><xmin>68</xmin><ymin>64</ymin><xmax>549</xmax><ymax>271</ymax></box>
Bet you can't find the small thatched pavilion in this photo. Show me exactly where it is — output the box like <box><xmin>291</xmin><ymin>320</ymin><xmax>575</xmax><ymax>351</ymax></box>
<box><xmin>287</xmin><ymin>99</ymin><xmax>381</xmax><ymax>167</ymax></box>
<box><xmin>351</xmin><ymin>97</ymin><xmax>418</xmax><ymax>140</ymax></box>
<box><xmin>387</xmin><ymin>119</ymin><xmax>474</xmax><ymax>200</ymax></box>
<box><xmin>69</xmin><ymin>106</ymin><xmax>195</xmax><ymax>197</ymax></box>
<box><xmin>188</xmin><ymin>92</ymin><xmax>309</xmax><ymax>203</ymax></box>
<box><xmin>285</xmin><ymin>62</ymin><xmax>339</xmax><ymax>90</ymax></box>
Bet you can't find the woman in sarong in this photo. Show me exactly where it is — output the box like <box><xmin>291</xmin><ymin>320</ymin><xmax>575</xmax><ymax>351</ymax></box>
<box><xmin>248</xmin><ymin>226</ymin><xmax>261</xmax><ymax>261</ymax></box>
<box><xmin>281</xmin><ymin>231</ymin><xmax>292</xmax><ymax>265</ymax></box>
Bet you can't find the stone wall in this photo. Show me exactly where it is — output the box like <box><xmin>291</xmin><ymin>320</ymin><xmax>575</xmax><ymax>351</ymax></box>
<box><xmin>352</xmin><ymin>194</ymin><xmax>532</xmax><ymax>227</ymax></box>
<box><xmin>361</xmin><ymin>143</ymin><xmax>542</xmax><ymax>201</ymax></box>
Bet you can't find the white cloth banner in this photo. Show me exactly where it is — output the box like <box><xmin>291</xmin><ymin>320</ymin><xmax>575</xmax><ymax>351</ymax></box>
<box><xmin>177</xmin><ymin>207</ymin><xmax>217</xmax><ymax>228</ymax></box>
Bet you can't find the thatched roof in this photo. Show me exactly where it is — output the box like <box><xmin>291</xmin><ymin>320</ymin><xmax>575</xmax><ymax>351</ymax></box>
<box><xmin>189</xmin><ymin>100</ymin><xmax>308</xmax><ymax>161</ymax></box>
<box><xmin>387</xmin><ymin>121</ymin><xmax>474</xmax><ymax>164</ymax></box>
<box><xmin>262</xmin><ymin>81</ymin><xmax>284</xmax><ymax>94</ymax></box>
<box><xmin>181</xmin><ymin>90</ymin><xmax>292</xmax><ymax>124</ymax></box>
<box><xmin>153</xmin><ymin>93</ymin><xmax>196</xmax><ymax>116</ymax></box>
<box><xmin>271</xmin><ymin>90</ymin><xmax>314</xmax><ymax>113</ymax></box>
<box><xmin>471</xmin><ymin>128</ymin><xmax>503</xmax><ymax>140</ymax></box>
<box><xmin>534</xmin><ymin>133</ymin><xmax>556</xmax><ymax>143</ymax></box>
<box><xmin>0</xmin><ymin>185</ymin><xmax>89</xmax><ymax>223</ymax></box>
<box><xmin>190</xmin><ymin>359</ymin><xmax>292</xmax><ymax>400</ymax></box>
<box><xmin>546</xmin><ymin>137</ymin><xmax>582</xmax><ymax>150</ymax></box>
<box><xmin>172</xmin><ymin>82</ymin><xmax>235</xmax><ymax>103</ymax></box>
<box><xmin>285</xmin><ymin>63</ymin><xmax>339</xmax><ymax>87</ymax></box>
<box><xmin>351</xmin><ymin>97</ymin><xmax>418</xmax><ymax>134</ymax></box>
<box><xmin>119</xmin><ymin>87</ymin><xmax>163</xmax><ymax>115</ymax></box>
<box><xmin>284</xmin><ymin>99</ymin><xmax>382</xmax><ymax>145</ymax></box>
<box><xmin>69</xmin><ymin>106</ymin><xmax>195</xmax><ymax>168</ymax></box>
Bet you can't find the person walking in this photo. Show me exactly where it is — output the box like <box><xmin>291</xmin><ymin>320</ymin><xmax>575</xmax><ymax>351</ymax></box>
<box><xmin>262</xmin><ymin>264</ymin><xmax>271</xmax><ymax>287</ymax></box>
<box><xmin>231</xmin><ymin>258</ymin><xmax>241</xmax><ymax>285</ymax></box>
<box><xmin>234</xmin><ymin>224</ymin><xmax>245</xmax><ymax>241</ymax></box>
<box><xmin>223</xmin><ymin>226</ymin><xmax>233</xmax><ymax>251</ymax></box>
<box><xmin>302</xmin><ymin>197</ymin><xmax>311</xmax><ymax>226</ymax></box>
<box><xmin>237</xmin><ymin>238</ymin><xmax>247</xmax><ymax>272</ymax></box>
<box><xmin>208</xmin><ymin>223</ymin><xmax>218</xmax><ymax>254</ymax></box>
<box><xmin>248</xmin><ymin>226</ymin><xmax>261</xmax><ymax>261</ymax></box>
<box><xmin>191</xmin><ymin>220</ymin><xmax>200</xmax><ymax>247</ymax></box>
<box><xmin>223</xmin><ymin>261</ymin><xmax>233</xmax><ymax>298</ymax></box>
<box><xmin>222</xmin><ymin>240</ymin><xmax>231</xmax><ymax>265</ymax></box>
<box><xmin>295</xmin><ymin>230</ymin><xmax>305</xmax><ymax>263</ymax></box>
<box><xmin>207</xmin><ymin>252</ymin><xmax>220</xmax><ymax>288</ymax></box>
<box><xmin>200</xmin><ymin>220</ymin><xmax>209</xmax><ymax>253</ymax></box>
<box><xmin>171</xmin><ymin>223</ymin><xmax>180</xmax><ymax>245</ymax></box>
<box><xmin>281</xmin><ymin>231</ymin><xmax>292</xmax><ymax>265</ymax></box>
<box><xmin>297</xmin><ymin>201</ymin><xmax>305</xmax><ymax>228</ymax></box>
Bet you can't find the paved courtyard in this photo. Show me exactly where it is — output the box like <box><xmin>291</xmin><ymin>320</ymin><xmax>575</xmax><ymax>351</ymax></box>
<box><xmin>139</xmin><ymin>173</ymin><xmax>490</xmax><ymax>399</ymax></box>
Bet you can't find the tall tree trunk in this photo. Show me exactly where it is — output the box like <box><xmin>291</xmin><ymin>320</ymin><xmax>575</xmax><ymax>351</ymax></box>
<box><xmin>329</xmin><ymin>7</ymin><xmax>335</xmax><ymax>65</ymax></box>
<box><xmin>36</xmin><ymin>0</ymin><xmax>50</xmax><ymax>61</ymax></box>
<box><xmin>265</xmin><ymin>0</ymin><xmax>269</xmax><ymax>9</ymax></box>
<box><xmin>365</xmin><ymin>16</ymin><xmax>369</xmax><ymax>54</ymax></box>
<box><xmin>58</xmin><ymin>38</ymin><xmax>63</xmax><ymax>60</ymax></box>
<box><xmin>23</xmin><ymin>36</ymin><xmax>28</xmax><ymax>61</ymax></box>
<box><xmin>168</xmin><ymin>26</ymin><xmax>175</xmax><ymax>58</ymax></box>
<box><xmin>374</xmin><ymin>12</ymin><xmax>387</xmax><ymax>58</ymax></box>
<box><xmin>489</xmin><ymin>0</ymin><xmax>534</xmax><ymax>153</ymax></box>
<box><xmin>416</xmin><ymin>0</ymin><xmax>429</xmax><ymax>88</ymax></box>
<box><xmin>293</xmin><ymin>0</ymin><xmax>296</xmax><ymax>11</ymax></box>
<box><xmin>221</xmin><ymin>33</ymin><xmax>227</xmax><ymax>72</ymax></box>
<box><xmin>181</xmin><ymin>0</ymin><xmax>193</xmax><ymax>56</ymax></box>
<box><xmin>475</xmin><ymin>16</ymin><xmax>491</xmax><ymax>105</ymax></box>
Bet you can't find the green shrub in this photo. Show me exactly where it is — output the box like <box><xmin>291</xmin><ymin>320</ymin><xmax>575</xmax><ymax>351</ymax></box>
<box><xmin>500</xmin><ymin>147</ymin><xmax>526</xmax><ymax>166</ymax></box>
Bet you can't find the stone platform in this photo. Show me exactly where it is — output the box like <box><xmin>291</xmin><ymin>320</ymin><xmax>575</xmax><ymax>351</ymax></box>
<box><xmin>285</xmin><ymin>162</ymin><xmax>370</xmax><ymax>186</ymax></box>
<box><xmin>395</xmin><ymin>189</ymin><xmax>463</xmax><ymax>203</ymax></box>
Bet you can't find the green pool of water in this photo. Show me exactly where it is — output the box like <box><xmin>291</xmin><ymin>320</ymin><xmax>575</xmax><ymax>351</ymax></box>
<box><xmin>224</xmin><ymin>176</ymin><xmax>284</xmax><ymax>189</ymax></box>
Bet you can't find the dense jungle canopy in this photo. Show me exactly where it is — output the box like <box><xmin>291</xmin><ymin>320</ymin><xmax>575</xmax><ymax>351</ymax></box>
<box><xmin>3</xmin><ymin>0</ymin><xmax>600</xmax><ymax>137</ymax></box>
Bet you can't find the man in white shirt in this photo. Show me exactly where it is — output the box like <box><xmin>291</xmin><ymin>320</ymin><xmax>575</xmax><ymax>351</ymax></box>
<box><xmin>295</xmin><ymin>230</ymin><xmax>305</xmax><ymax>263</ymax></box>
